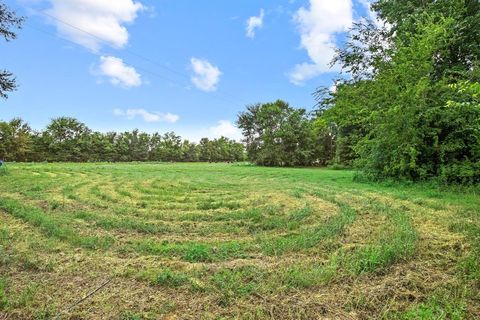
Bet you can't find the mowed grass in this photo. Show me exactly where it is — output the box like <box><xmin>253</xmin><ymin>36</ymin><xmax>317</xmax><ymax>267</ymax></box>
<box><xmin>0</xmin><ymin>163</ymin><xmax>478</xmax><ymax>319</ymax></box>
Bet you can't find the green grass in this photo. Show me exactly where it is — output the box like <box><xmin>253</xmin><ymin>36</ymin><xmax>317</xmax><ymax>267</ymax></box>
<box><xmin>0</xmin><ymin>198</ymin><xmax>114</xmax><ymax>250</ymax></box>
<box><xmin>0</xmin><ymin>162</ymin><xmax>478</xmax><ymax>319</ymax></box>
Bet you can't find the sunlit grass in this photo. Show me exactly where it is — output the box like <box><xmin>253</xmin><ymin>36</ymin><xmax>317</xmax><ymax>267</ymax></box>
<box><xmin>0</xmin><ymin>163</ymin><xmax>478</xmax><ymax>319</ymax></box>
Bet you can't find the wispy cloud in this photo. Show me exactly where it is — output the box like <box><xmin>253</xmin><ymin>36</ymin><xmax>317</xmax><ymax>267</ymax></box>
<box><xmin>209</xmin><ymin>120</ymin><xmax>242</xmax><ymax>141</ymax></box>
<box><xmin>246</xmin><ymin>9</ymin><xmax>265</xmax><ymax>38</ymax></box>
<box><xmin>289</xmin><ymin>0</ymin><xmax>352</xmax><ymax>85</ymax></box>
<box><xmin>357</xmin><ymin>0</ymin><xmax>388</xmax><ymax>29</ymax></box>
<box><xmin>93</xmin><ymin>56</ymin><xmax>142</xmax><ymax>88</ymax></box>
<box><xmin>190</xmin><ymin>58</ymin><xmax>222</xmax><ymax>92</ymax></box>
<box><xmin>113</xmin><ymin>108</ymin><xmax>179</xmax><ymax>123</ymax></box>
<box><xmin>45</xmin><ymin>0</ymin><xmax>145</xmax><ymax>52</ymax></box>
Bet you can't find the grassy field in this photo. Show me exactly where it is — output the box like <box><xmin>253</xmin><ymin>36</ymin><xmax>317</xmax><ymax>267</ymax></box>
<box><xmin>0</xmin><ymin>163</ymin><xmax>478</xmax><ymax>319</ymax></box>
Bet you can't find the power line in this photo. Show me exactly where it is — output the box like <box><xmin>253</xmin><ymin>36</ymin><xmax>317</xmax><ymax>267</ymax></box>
<box><xmin>24</xmin><ymin>24</ymin><xmax>184</xmax><ymax>89</ymax></box>
<box><xmin>16</xmin><ymin>4</ymin><xmax>251</xmax><ymax>108</ymax></box>
<box><xmin>40</xmin><ymin>10</ymin><xmax>192</xmax><ymax>82</ymax></box>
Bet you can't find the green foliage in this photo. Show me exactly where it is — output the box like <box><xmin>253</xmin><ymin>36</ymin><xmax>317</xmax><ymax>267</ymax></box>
<box><xmin>388</xmin><ymin>295</ymin><xmax>466</xmax><ymax>320</ymax></box>
<box><xmin>0</xmin><ymin>3</ymin><xmax>24</xmax><ymax>99</ymax></box>
<box><xmin>142</xmin><ymin>268</ymin><xmax>191</xmax><ymax>288</ymax></box>
<box><xmin>182</xmin><ymin>243</ymin><xmax>212</xmax><ymax>262</ymax></box>
<box><xmin>237</xmin><ymin>100</ymin><xmax>332</xmax><ymax>166</ymax></box>
<box><xmin>210</xmin><ymin>267</ymin><xmax>260</xmax><ymax>306</ymax></box>
<box><xmin>313</xmin><ymin>0</ymin><xmax>480</xmax><ymax>184</ymax></box>
<box><xmin>120</xmin><ymin>311</ymin><xmax>145</xmax><ymax>320</ymax></box>
<box><xmin>0</xmin><ymin>118</ymin><xmax>32</xmax><ymax>161</ymax></box>
<box><xmin>0</xmin><ymin>117</ymin><xmax>245</xmax><ymax>163</ymax></box>
<box><xmin>0</xmin><ymin>277</ymin><xmax>7</xmax><ymax>310</ymax></box>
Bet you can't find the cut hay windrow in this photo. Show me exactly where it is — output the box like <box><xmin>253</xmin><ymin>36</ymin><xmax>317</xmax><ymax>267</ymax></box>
<box><xmin>0</xmin><ymin>163</ymin><xmax>478</xmax><ymax>319</ymax></box>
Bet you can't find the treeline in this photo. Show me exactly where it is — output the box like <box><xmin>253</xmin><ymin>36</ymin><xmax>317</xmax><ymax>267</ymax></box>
<box><xmin>237</xmin><ymin>0</ymin><xmax>480</xmax><ymax>184</ymax></box>
<box><xmin>0</xmin><ymin>117</ymin><xmax>245</xmax><ymax>162</ymax></box>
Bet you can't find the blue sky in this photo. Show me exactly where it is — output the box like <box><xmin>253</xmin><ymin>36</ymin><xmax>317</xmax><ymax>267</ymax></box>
<box><xmin>1</xmin><ymin>0</ymin><xmax>372</xmax><ymax>141</ymax></box>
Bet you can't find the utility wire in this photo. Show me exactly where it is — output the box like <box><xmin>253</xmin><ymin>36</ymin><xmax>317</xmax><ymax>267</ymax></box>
<box><xmin>16</xmin><ymin>4</ymin><xmax>251</xmax><ymax>109</ymax></box>
<box><xmin>40</xmin><ymin>10</ymin><xmax>193</xmax><ymax>82</ymax></box>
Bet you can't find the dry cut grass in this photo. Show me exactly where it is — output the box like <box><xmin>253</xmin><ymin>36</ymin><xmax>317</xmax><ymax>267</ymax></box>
<box><xmin>0</xmin><ymin>163</ymin><xmax>478</xmax><ymax>319</ymax></box>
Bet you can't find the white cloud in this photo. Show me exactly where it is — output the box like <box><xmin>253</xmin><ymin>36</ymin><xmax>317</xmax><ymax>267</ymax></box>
<box><xmin>190</xmin><ymin>58</ymin><xmax>222</xmax><ymax>92</ymax></box>
<box><xmin>113</xmin><ymin>108</ymin><xmax>179</xmax><ymax>123</ymax></box>
<box><xmin>94</xmin><ymin>56</ymin><xmax>142</xmax><ymax>88</ymax></box>
<box><xmin>329</xmin><ymin>83</ymin><xmax>337</xmax><ymax>93</ymax></box>
<box><xmin>209</xmin><ymin>120</ymin><xmax>242</xmax><ymax>141</ymax></box>
<box><xmin>46</xmin><ymin>0</ymin><xmax>144</xmax><ymax>51</ymax></box>
<box><xmin>246</xmin><ymin>9</ymin><xmax>265</xmax><ymax>38</ymax></box>
<box><xmin>289</xmin><ymin>0</ymin><xmax>353</xmax><ymax>85</ymax></box>
<box><xmin>357</xmin><ymin>0</ymin><xmax>380</xmax><ymax>26</ymax></box>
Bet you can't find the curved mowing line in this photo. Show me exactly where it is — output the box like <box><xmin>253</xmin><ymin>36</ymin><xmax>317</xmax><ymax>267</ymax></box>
<box><xmin>0</xmin><ymin>187</ymin><xmax>354</xmax><ymax>262</ymax></box>
<box><xmin>65</xmin><ymin>195</ymin><xmax>319</xmax><ymax>235</ymax></box>
<box><xmin>69</xmin><ymin>209</ymin><xmax>275</xmax><ymax>237</ymax></box>
<box><xmin>128</xmin><ymin>195</ymin><xmax>357</xmax><ymax>262</ymax></box>
<box><xmin>278</xmin><ymin>195</ymin><xmax>418</xmax><ymax>288</ymax></box>
<box><xmin>258</xmin><ymin>202</ymin><xmax>356</xmax><ymax>256</ymax></box>
<box><xmin>16</xmin><ymin>190</ymin><xmax>336</xmax><ymax>239</ymax></box>
<box><xmin>84</xmin><ymin>182</ymin><xmax>215</xmax><ymax>212</ymax></box>
<box><xmin>139</xmin><ymin>194</ymin><xmax>418</xmax><ymax>294</ymax></box>
<box><xmin>345</xmin><ymin>196</ymin><xmax>418</xmax><ymax>273</ymax></box>
<box><xmin>0</xmin><ymin>197</ymin><xmax>114</xmax><ymax>250</ymax></box>
<box><xmin>90</xmin><ymin>184</ymin><xmax>119</xmax><ymax>204</ymax></box>
<box><xmin>13</xmin><ymin>182</ymin><xmax>311</xmax><ymax>235</ymax></box>
<box><xmin>17</xmin><ymin>182</ymin><xmax>322</xmax><ymax>235</ymax></box>
<box><xmin>51</xmin><ymin>179</ymin><xmax>312</xmax><ymax>229</ymax></box>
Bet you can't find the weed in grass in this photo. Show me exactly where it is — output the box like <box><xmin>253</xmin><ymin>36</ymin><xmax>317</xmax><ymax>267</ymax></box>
<box><xmin>140</xmin><ymin>268</ymin><xmax>191</xmax><ymax>288</ymax></box>
<box><xmin>183</xmin><ymin>243</ymin><xmax>213</xmax><ymax>263</ymax></box>
<box><xmin>10</xmin><ymin>283</ymin><xmax>37</xmax><ymax>309</ymax></box>
<box><xmin>387</xmin><ymin>295</ymin><xmax>467</xmax><ymax>320</ymax></box>
<box><xmin>120</xmin><ymin>311</ymin><xmax>145</xmax><ymax>320</ymax></box>
<box><xmin>281</xmin><ymin>259</ymin><xmax>338</xmax><ymax>288</ymax></box>
<box><xmin>50</xmin><ymin>201</ymin><xmax>61</xmax><ymax>210</ymax></box>
<box><xmin>291</xmin><ymin>189</ymin><xmax>304</xmax><ymax>198</ymax></box>
<box><xmin>210</xmin><ymin>267</ymin><xmax>261</xmax><ymax>307</ymax></box>
<box><xmin>0</xmin><ymin>278</ymin><xmax>37</xmax><ymax>311</ymax></box>
<box><xmin>33</xmin><ymin>305</ymin><xmax>57</xmax><ymax>320</ymax></box>
<box><xmin>0</xmin><ymin>277</ymin><xmax>7</xmax><ymax>310</ymax></box>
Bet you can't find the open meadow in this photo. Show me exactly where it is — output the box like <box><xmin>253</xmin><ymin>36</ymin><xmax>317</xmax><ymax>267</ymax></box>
<box><xmin>0</xmin><ymin>163</ymin><xmax>479</xmax><ymax>319</ymax></box>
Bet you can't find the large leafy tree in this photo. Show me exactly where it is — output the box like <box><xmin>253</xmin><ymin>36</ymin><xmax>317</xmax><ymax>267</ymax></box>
<box><xmin>181</xmin><ymin>140</ymin><xmax>199</xmax><ymax>162</ymax></box>
<box><xmin>373</xmin><ymin>0</ymin><xmax>480</xmax><ymax>79</ymax></box>
<box><xmin>42</xmin><ymin>117</ymin><xmax>91</xmax><ymax>162</ymax></box>
<box><xmin>1</xmin><ymin>2</ymin><xmax>24</xmax><ymax>99</ymax></box>
<box><xmin>237</xmin><ymin>100</ymin><xmax>318</xmax><ymax>166</ymax></box>
<box><xmin>0</xmin><ymin>118</ymin><xmax>32</xmax><ymax>161</ymax></box>
<box><xmin>316</xmin><ymin>0</ymin><xmax>480</xmax><ymax>182</ymax></box>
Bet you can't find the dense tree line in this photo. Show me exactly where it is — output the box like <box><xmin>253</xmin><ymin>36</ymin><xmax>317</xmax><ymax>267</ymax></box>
<box><xmin>238</xmin><ymin>0</ymin><xmax>480</xmax><ymax>184</ymax></box>
<box><xmin>2</xmin><ymin>0</ymin><xmax>479</xmax><ymax>183</ymax></box>
<box><xmin>0</xmin><ymin>117</ymin><xmax>246</xmax><ymax>163</ymax></box>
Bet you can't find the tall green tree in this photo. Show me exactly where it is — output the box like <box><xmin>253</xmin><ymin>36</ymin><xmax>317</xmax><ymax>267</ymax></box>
<box><xmin>373</xmin><ymin>0</ymin><xmax>480</xmax><ymax>80</ymax></box>
<box><xmin>316</xmin><ymin>0</ymin><xmax>480</xmax><ymax>182</ymax></box>
<box><xmin>237</xmin><ymin>100</ymin><xmax>320</xmax><ymax>166</ymax></box>
<box><xmin>42</xmin><ymin>117</ymin><xmax>91</xmax><ymax>162</ymax></box>
<box><xmin>0</xmin><ymin>118</ymin><xmax>32</xmax><ymax>161</ymax></box>
<box><xmin>181</xmin><ymin>140</ymin><xmax>199</xmax><ymax>162</ymax></box>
